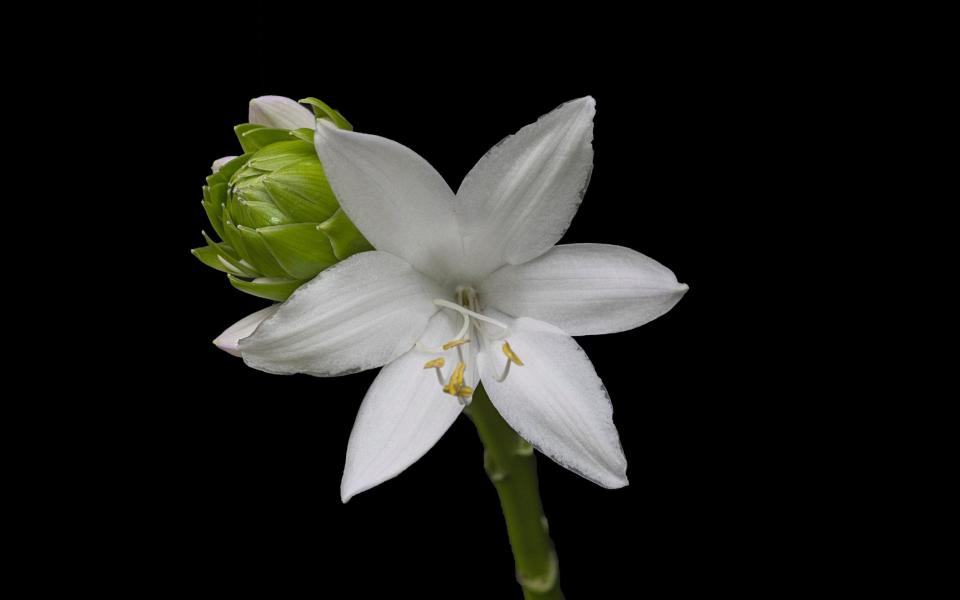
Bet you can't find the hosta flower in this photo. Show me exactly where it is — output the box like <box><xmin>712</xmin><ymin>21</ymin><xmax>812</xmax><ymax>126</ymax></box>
<box><xmin>215</xmin><ymin>97</ymin><xmax>687</xmax><ymax>501</ymax></box>
<box><xmin>193</xmin><ymin>96</ymin><xmax>369</xmax><ymax>302</ymax></box>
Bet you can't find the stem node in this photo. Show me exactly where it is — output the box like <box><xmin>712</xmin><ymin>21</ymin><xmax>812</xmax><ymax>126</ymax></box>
<box><xmin>467</xmin><ymin>384</ymin><xmax>565</xmax><ymax>600</ymax></box>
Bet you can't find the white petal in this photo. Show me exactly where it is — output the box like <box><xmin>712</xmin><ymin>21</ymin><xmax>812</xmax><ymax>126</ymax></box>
<box><xmin>314</xmin><ymin>120</ymin><xmax>464</xmax><ymax>284</ymax></box>
<box><xmin>248</xmin><ymin>95</ymin><xmax>316</xmax><ymax>130</ymax></box>
<box><xmin>341</xmin><ymin>311</ymin><xmax>471</xmax><ymax>502</ymax></box>
<box><xmin>211</xmin><ymin>156</ymin><xmax>237</xmax><ymax>173</ymax></box>
<box><xmin>479</xmin><ymin>312</ymin><xmax>628</xmax><ymax>488</ymax></box>
<box><xmin>240</xmin><ymin>251</ymin><xmax>443</xmax><ymax>376</ymax></box>
<box><xmin>213</xmin><ymin>305</ymin><xmax>279</xmax><ymax>357</ymax></box>
<box><xmin>454</xmin><ymin>97</ymin><xmax>596</xmax><ymax>281</ymax></box>
<box><xmin>480</xmin><ymin>244</ymin><xmax>688</xmax><ymax>336</ymax></box>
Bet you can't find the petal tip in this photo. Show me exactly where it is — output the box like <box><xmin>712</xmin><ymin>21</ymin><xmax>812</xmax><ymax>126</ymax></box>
<box><xmin>568</xmin><ymin>95</ymin><xmax>597</xmax><ymax>114</ymax></box>
<box><xmin>609</xmin><ymin>477</ymin><xmax>629</xmax><ymax>489</ymax></box>
<box><xmin>212</xmin><ymin>337</ymin><xmax>242</xmax><ymax>357</ymax></box>
<box><xmin>247</xmin><ymin>95</ymin><xmax>270</xmax><ymax>121</ymax></box>
<box><xmin>600</xmin><ymin>466</ymin><xmax>629</xmax><ymax>489</ymax></box>
<box><xmin>215</xmin><ymin>306</ymin><xmax>280</xmax><ymax>358</ymax></box>
<box><xmin>340</xmin><ymin>478</ymin><xmax>363</xmax><ymax>504</ymax></box>
<box><xmin>670</xmin><ymin>282</ymin><xmax>690</xmax><ymax>304</ymax></box>
<box><xmin>248</xmin><ymin>94</ymin><xmax>282</xmax><ymax>107</ymax></box>
<box><xmin>248</xmin><ymin>95</ymin><xmax>315</xmax><ymax>129</ymax></box>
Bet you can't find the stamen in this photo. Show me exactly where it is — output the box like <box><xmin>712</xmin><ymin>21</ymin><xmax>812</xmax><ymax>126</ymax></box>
<box><xmin>442</xmin><ymin>361</ymin><xmax>466</xmax><ymax>396</ymax></box>
<box><xmin>495</xmin><ymin>341</ymin><xmax>524</xmax><ymax>383</ymax></box>
<box><xmin>495</xmin><ymin>360</ymin><xmax>512</xmax><ymax>383</ymax></box>
<box><xmin>457</xmin><ymin>385</ymin><xmax>474</xmax><ymax>405</ymax></box>
<box><xmin>423</xmin><ymin>357</ymin><xmax>446</xmax><ymax>386</ymax></box>
<box><xmin>443</xmin><ymin>360</ymin><xmax>473</xmax><ymax>406</ymax></box>
<box><xmin>502</xmin><ymin>341</ymin><xmax>524</xmax><ymax>366</ymax></box>
<box><xmin>442</xmin><ymin>338</ymin><xmax>471</xmax><ymax>365</ymax></box>
<box><xmin>418</xmin><ymin>295</ymin><xmax>499</xmax><ymax>406</ymax></box>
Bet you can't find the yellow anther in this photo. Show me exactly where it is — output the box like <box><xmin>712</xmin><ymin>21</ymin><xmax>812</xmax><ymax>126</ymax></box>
<box><xmin>449</xmin><ymin>361</ymin><xmax>465</xmax><ymax>386</ymax></box>
<box><xmin>423</xmin><ymin>357</ymin><xmax>446</xmax><ymax>369</ymax></box>
<box><xmin>442</xmin><ymin>361</ymin><xmax>467</xmax><ymax>396</ymax></box>
<box><xmin>457</xmin><ymin>385</ymin><xmax>474</xmax><ymax>398</ymax></box>
<box><xmin>442</xmin><ymin>338</ymin><xmax>470</xmax><ymax>350</ymax></box>
<box><xmin>502</xmin><ymin>341</ymin><xmax>524</xmax><ymax>366</ymax></box>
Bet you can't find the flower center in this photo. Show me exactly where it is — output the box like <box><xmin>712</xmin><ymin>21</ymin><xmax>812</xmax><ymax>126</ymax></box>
<box><xmin>419</xmin><ymin>286</ymin><xmax>524</xmax><ymax>405</ymax></box>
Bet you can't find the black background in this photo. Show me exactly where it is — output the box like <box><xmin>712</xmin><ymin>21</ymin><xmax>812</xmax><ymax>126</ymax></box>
<box><xmin>63</xmin><ymin>26</ymin><xmax>817</xmax><ymax>598</ymax></box>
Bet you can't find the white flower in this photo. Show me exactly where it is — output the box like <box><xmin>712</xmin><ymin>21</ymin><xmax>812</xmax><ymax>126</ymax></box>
<box><xmin>215</xmin><ymin>97</ymin><xmax>688</xmax><ymax>502</ymax></box>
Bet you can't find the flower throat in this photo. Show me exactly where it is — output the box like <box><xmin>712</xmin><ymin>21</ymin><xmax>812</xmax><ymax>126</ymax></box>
<box><xmin>420</xmin><ymin>286</ymin><xmax>524</xmax><ymax>405</ymax></box>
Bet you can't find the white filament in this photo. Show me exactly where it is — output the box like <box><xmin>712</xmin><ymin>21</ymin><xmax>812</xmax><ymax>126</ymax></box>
<box><xmin>495</xmin><ymin>358</ymin><xmax>512</xmax><ymax>383</ymax></box>
<box><xmin>433</xmin><ymin>299</ymin><xmax>509</xmax><ymax>333</ymax></box>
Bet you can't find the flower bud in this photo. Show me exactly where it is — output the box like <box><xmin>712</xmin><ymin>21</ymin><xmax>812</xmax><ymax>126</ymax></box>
<box><xmin>193</xmin><ymin>97</ymin><xmax>372</xmax><ymax>301</ymax></box>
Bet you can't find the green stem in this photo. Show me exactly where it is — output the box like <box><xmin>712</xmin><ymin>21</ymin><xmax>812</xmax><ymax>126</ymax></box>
<box><xmin>465</xmin><ymin>384</ymin><xmax>564</xmax><ymax>599</ymax></box>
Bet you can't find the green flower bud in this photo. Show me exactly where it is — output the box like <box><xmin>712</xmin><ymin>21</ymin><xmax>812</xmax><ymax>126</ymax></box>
<box><xmin>192</xmin><ymin>98</ymin><xmax>372</xmax><ymax>302</ymax></box>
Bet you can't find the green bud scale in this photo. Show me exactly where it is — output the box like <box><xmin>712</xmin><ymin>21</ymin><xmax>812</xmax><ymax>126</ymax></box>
<box><xmin>192</xmin><ymin>99</ymin><xmax>372</xmax><ymax>302</ymax></box>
